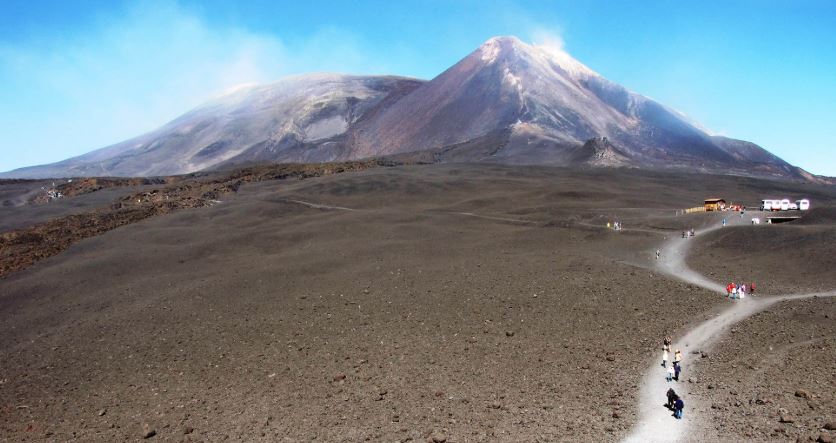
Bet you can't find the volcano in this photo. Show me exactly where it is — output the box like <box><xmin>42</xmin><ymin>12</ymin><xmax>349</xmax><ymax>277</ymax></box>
<box><xmin>1</xmin><ymin>36</ymin><xmax>820</xmax><ymax>182</ymax></box>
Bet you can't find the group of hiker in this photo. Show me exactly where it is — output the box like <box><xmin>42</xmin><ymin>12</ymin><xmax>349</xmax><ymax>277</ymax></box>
<box><xmin>681</xmin><ymin>228</ymin><xmax>695</xmax><ymax>238</ymax></box>
<box><xmin>607</xmin><ymin>221</ymin><xmax>623</xmax><ymax>231</ymax></box>
<box><xmin>667</xmin><ymin>388</ymin><xmax>685</xmax><ymax>419</ymax></box>
<box><xmin>725</xmin><ymin>281</ymin><xmax>755</xmax><ymax>299</ymax></box>
<box><xmin>661</xmin><ymin>336</ymin><xmax>686</xmax><ymax>419</ymax></box>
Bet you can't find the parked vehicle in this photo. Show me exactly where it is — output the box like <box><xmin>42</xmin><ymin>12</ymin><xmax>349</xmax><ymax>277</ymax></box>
<box><xmin>796</xmin><ymin>199</ymin><xmax>810</xmax><ymax>210</ymax></box>
<box><xmin>760</xmin><ymin>199</ymin><xmax>775</xmax><ymax>211</ymax></box>
<box><xmin>780</xmin><ymin>199</ymin><xmax>790</xmax><ymax>211</ymax></box>
<box><xmin>789</xmin><ymin>203</ymin><xmax>798</xmax><ymax>210</ymax></box>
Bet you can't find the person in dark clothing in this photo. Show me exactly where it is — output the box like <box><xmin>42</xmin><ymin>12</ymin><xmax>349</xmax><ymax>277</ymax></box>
<box><xmin>673</xmin><ymin>361</ymin><xmax>681</xmax><ymax>381</ymax></box>
<box><xmin>674</xmin><ymin>398</ymin><xmax>684</xmax><ymax>419</ymax></box>
<box><xmin>666</xmin><ymin>388</ymin><xmax>677</xmax><ymax>409</ymax></box>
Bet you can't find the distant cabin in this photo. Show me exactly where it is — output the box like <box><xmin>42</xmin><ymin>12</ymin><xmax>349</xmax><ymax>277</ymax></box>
<box><xmin>704</xmin><ymin>198</ymin><xmax>726</xmax><ymax>211</ymax></box>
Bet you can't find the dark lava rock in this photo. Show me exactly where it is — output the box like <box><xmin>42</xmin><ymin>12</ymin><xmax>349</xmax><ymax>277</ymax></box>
<box><xmin>795</xmin><ymin>389</ymin><xmax>811</xmax><ymax>399</ymax></box>
<box><xmin>824</xmin><ymin>422</ymin><xmax>836</xmax><ymax>431</ymax></box>
<box><xmin>142</xmin><ymin>423</ymin><xmax>156</xmax><ymax>439</ymax></box>
<box><xmin>817</xmin><ymin>433</ymin><xmax>832</xmax><ymax>443</ymax></box>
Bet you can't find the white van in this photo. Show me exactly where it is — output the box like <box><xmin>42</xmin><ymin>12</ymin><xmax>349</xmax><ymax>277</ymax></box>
<box><xmin>796</xmin><ymin>199</ymin><xmax>810</xmax><ymax>210</ymax></box>
<box><xmin>760</xmin><ymin>200</ymin><xmax>774</xmax><ymax>211</ymax></box>
<box><xmin>780</xmin><ymin>199</ymin><xmax>790</xmax><ymax>211</ymax></box>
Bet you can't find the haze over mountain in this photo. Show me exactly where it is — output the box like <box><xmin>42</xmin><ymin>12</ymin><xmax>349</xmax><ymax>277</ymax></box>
<box><xmin>2</xmin><ymin>36</ymin><xmax>824</xmax><ymax>182</ymax></box>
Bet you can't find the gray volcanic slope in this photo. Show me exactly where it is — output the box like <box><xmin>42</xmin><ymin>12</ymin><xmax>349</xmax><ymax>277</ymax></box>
<box><xmin>3</xmin><ymin>74</ymin><xmax>421</xmax><ymax>178</ymax></box>
<box><xmin>348</xmin><ymin>37</ymin><xmax>807</xmax><ymax>180</ymax></box>
<box><xmin>1</xmin><ymin>36</ymin><xmax>823</xmax><ymax>181</ymax></box>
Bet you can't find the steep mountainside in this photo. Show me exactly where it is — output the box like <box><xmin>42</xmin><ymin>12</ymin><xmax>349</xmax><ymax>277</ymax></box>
<box><xmin>4</xmin><ymin>75</ymin><xmax>420</xmax><ymax>178</ymax></box>
<box><xmin>348</xmin><ymin>37</ymin><xmax>803</xmax><ymax>179</ymax></box>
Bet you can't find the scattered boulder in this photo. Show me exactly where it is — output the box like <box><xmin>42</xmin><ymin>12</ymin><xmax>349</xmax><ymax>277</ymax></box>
<box><xmin>796</xmin><ymin>389</ymin><xmax>811</xmax><ymax>399</ymax></box>
<box><xmin>333</xmin><ymin>373</ymin><xmax>346</xmax><ymax>382</ymax></box>
<box><xmin>141</xmin><ymin>423</ymin><xmax>156</xmax><ymax>439</ymax></box>
<box><xmin>779</xmin><ymin>413</ymin><xmax>794</xmax><ymax>423</ymax></box>
<box><xmin>817</xmin><ymin>433</ymin><xmax>832</xmax><ymax>443</ymax></box>
<box><xmin>184</xmin><ymin>427</ymin><xmax>194</xmax><ymax>435</ymax></box>
<box><xmin>825</xmin><ymin>422</ymin><xmax>836</xmax><ymax>431</ymax></box>
<box><xmin>505</xmin><ymin>331</ymin><xmax>515</xmax><ymax>337</ymax></box>
<box><xmin>97</xmin><ymin>409</ymin><xmax>106</xmax><ymax>416</ymax></box>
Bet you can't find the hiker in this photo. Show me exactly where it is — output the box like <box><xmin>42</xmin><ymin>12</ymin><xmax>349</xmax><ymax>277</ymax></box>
<box><xmin>722</xmin><ymin>218</ymin><xmax>727</xmax><ymax>227</ymax></box>
<box><xmin>674</xmin><ymin>350</ymin><xmax>682</xmax><ymax>366</ymax></box>
<box><xmin>656</xmin><ymin>249</ymin><xmax>661</xmax><ymax>259</ymax></box>
<box><xmin>674</xmin><ymin>397</ymin><xmax>684</xmax><ymax>419</ymax></box>
<box><xmin>662</xmin><ymin>346</ymin><xmax>669</xmax><ymax>367</ymax></box>
<box><xmin>739</xmin><ymin>284</ymin><xmax>746</xmax><ymax>298</ymax></box>
<box><xmin>726</xmin><ymin>282</ymin><xmax>733</xmax><ymax>297</ymax></box>
<box><xmin>690</xmin><ymin>228</ymin><xmax>694</xmax><ymax>237</ymax></box>
<box><xmin>666</xmin><ymin>388</ymin><xmax>678</xmax><ymax>409</ymax></box>
<box><xmin>731</xmin><ymin>285</ymin><xmax>738</xmax><ymax>299</ymax></box>
<box><xmin>682</xmin><ymin>231</ymin><xmax>686</xmax><ymax>238</ymax></box>
<box><xmin>750</xmin><ymin>282</ymin><xmax>756</xmax><ymax>296</ymax></box>
<box><xmin>666</xmin><ymin>365</ymin><xmax>675</xmax><ymax>382</ymax></box>
<box><xmin>674</xmin><ymin>361</ymin><xmax>681</xmax><ymax>381</ymax></box>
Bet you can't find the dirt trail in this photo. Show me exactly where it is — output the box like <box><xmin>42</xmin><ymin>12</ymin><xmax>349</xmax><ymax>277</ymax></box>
<box><xmin>623</xmin><ymin>216</ymin><xmax>836</xmax><ymax>443</ymax></box>
<box><xmin>451</xmin><ymin>211</ymin><xmax>537</xmax><ymax>224</ymax></box>
<box><xmin>283</xmin><ymin>199</ymin><xmax>358</xmax><ymax>211</ymax></box>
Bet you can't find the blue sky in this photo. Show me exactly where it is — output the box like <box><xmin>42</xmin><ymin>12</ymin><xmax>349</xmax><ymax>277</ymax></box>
<box><xmin>1</xmin><ymin>0</ymin><xmax>835</xmax><ymax>176</ymax></box>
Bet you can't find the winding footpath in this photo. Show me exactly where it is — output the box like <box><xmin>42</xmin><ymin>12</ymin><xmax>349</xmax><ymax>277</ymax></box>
<box><xmin>623</xmin><ymin>218</ymin><xmax>836</xmax><ymax>442</ymax></box>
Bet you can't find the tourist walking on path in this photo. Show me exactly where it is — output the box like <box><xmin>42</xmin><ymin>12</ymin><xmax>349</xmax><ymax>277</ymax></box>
<box><xmin>731</xmin><ymin>285</ymin><xmax>738</xmax><ymax>299</ymax></box>
<box><xmin>666</xmin><ymin>389</ymin><xmax>678</xmax><ymax>409</ymax></box>
<box><xmin>662</xmin><ymin>347</ymin><xmax>669</xmax><ymax>367</ymax></box>
<box><xmin>666</xmin><ymin>365</ymin><xmax>674</xmax><ymax>382</ymax></box>
<box><xmin>656</xmin><ymin>249</ymin><xmax>661</xmax><ymax>259</ymax></box>
<box><xmin>673</xmin><ymin>361</ymin><xmax>681</xmax><ymax>381</ymax></box>
<box><xmin>674</xmin><ymin>397</ymin><xmax>684</xmax><ymax>419</ymax></box>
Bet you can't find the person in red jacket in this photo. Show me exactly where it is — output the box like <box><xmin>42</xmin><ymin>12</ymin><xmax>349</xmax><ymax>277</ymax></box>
<box><xmin>750</xmin><ymin>282</ymin><xmax>756</xmax><ymax>296</ymax></box>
